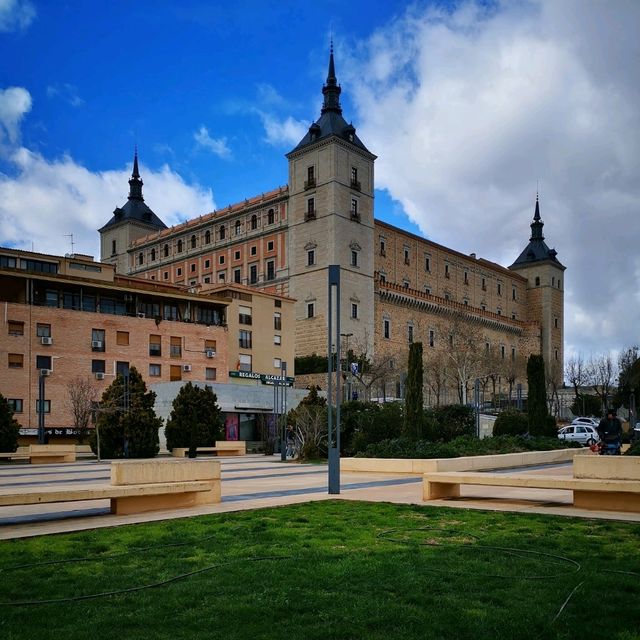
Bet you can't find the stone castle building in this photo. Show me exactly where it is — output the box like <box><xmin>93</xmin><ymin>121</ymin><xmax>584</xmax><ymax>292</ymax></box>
<box><xmin>99</xmin><ymin>48</ymin><xmax>565</xmax><ymax>400</ymax></box>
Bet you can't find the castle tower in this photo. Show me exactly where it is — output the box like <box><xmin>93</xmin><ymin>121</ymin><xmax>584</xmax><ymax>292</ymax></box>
<box><xmin>286</xmin><ymin>46</ymin><xmax>377</xmax><ymax>358</ymax></box>
<box><xmin>509</xmin><ymin>195</ymin><xmax>565</xmax><ymax>382</ymax></box>
<box><xmin>99</xmin><ymin>149</ymin><xmax>167</xmax><ymax>273</ymax></box>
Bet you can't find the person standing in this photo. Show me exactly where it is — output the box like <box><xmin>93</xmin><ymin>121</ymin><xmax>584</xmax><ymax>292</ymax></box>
<box><xmin>597</xmin><ymin>408</ymin><xmax>622</xmax><ymax>453</ymax></box>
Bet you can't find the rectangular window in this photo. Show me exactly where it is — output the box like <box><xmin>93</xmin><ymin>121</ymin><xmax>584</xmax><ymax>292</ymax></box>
<box><xmin>380</xmin><ymin>239</ymin><xmax>386</xmax><ymax>256</ymax></box>
<box><xmin>511</xmin><ymin>347</ymin><xmax>516</xmax><ymax>361</ymax></box>
<box><xmin>408</xmin><ymin>325</ymin><xmax>413</xmax><ymax>343</ymax></box>
<box><xmin>36</xmin><ymin>399</ymin><xmax>51</xmax><ymax>414</ymax></box>
<box><xmin>274</xmin><ymin>312</ymin><xmax>282</xmax><ymax>330</ymax></box>
<box><xmin>351</xmin><ymin>251</ymin><xmax>358</xmax><ymax>267</ymax></box>
<box><xmin>164</xmin><ymin>304</ymin><xmax>178</xmax><ymax>321</ymax></box>
<box><xmin>8</xmin><ymin>321</ymin><xmax>24</xmax><ymax>336</ymax></box>
<box><xmin>351</xmin><ymin>198</ymin><xmax>359</xmax><ymax>217</ymax></box>
<box><xmin>274</xmin><ymin>335</ymin><xmax>281</xmax><ymax>345</ymax></box>
<box><xmin>351</xmin><ymin>303</ymin><xmax>358</xmax><ymax>319</ymax></box>
<box><xmin>219</xmin><ymin>255</ymin><xmax>225</xmax><ymax>265</ymax></box>
<box><xmin>234</xmin><ymin>268</ymin><xmax>241</xmax><ymax>284</ymax></box>
<box><xmin>306</xmin><ymin>165</ymin><xmax>315</xmax><ymax>188</ymax></box>
<box><xmin>8</xmin><ymin>353</ymin><xmax>23</xmax><ymax>368</ymax></box>
<box><xmin>383</xmin><ymin>319</ymin><xmax>390</xmax><ymax>339</ymax></box>
<box><xmin>554</xmin><ymin>317</ymin><xmax>559</xmax><ymax>329</ymax></box>
<box><xmin>307</xmin><ymin>303</ymin><xmax>315</xmax><ymax>318</ymax></box>
<box><xmin>36</xmin><ymin>356</ymin><xmax>51</xmax><ymax>369</ymax></box>
<box><xmin>92</xmin><ymin>360</ymin><xmax>106</xmax><ymax>374</ymax></box>
<box><xmin>501</xmin><ymin>345</ymin><xmax>506</xmax><ymax>359</ymax></box>
<box><xmin>234</xmin><ymin>250</ymin><xmax>241</xmax><ymax>260</ymax></box>
<box><xmin>512</xmin><ymin>287</ymin><xmax>517</xmax><ymax>301</ymax></box>
<box><xmin>425</xmin><ymin>256</ymin><xmax>431</xmax><ymax>272</ymax></box>
<box><xmin>429</xmin><ymin>330</ymin><xmax>435</xmax><ymax>348</ymax></box>
<box><xmin>445</xmin><ymin>264</ymin><xmax>450</xmax><ymax>278</ymax></box>
<box><xmin>239</xmin><ymin>354</ymin><xmax>252</xmax><ymax>372</ymax></box>
<box><xmin>149</xmin><ymin>364</ymin><xmax>161</xmax><ymax>377</ymax></box>
<box><xmin>482</xmin><ymin>277</ymin><xmax>486</xmax><ymax>291</ymax></box>
<box><xmin>239</xmin><ymin>305</ymin><xmax>252</xmax><ymax>325</ymax></box>
<box><xmin>218</xmin><ymin>271</ymin><xmax>226</xmax><ymax>282</ymax></box>
<box><xmin>170</xmin><ymin>365</ymin><xmax>182</xmax><ymax>381</ymax></box>
<box><xmin>36</xmin><ymin>323</ymin><xmax>51</xmax><ymax>337</ymax></box>
<box><xmin>190</xmin><ymin>263</ymin><xmax>196</xmax><ymax>272</ymax></box>
<box><xmin>176</xmin><ymin>267</ymin><xmax>182</xmax><ymax>277</ymax></box>
<box><xmin>239</xmin><ymin>330</ymin><xmax>252</xmax><ymax>349</ymax></box>
<box><xmin>91</xmin><ymin>328</ymin><xmax>105</xmax><ymax>352</ymax></box>
<box><xmin>306</xmin><ymin>197</ymin><xmax>315</xmax><ymax>219</ymax></box>
<box><xmin>404</xmin><ymin>248</ymin><xmax>410</xmax><ymax>265</ymax></box>
<box><xmin>267</xmin><ymin>240</ymin><xmax>274</xmax><ymax>252</ymax></box>
<box><xmin>204</xmin><ymin>259</ymin><xmax>211</xmax><ymax>269</ymax></box>
<box><xmin>250</xmin><ymin>264</ymin><xmax>258</xmax><ymax>284</ymax></box>
<box><xmin>116</xmin><ymin>331</ymin><xmax>129</xmax><ymax>346</ymax></box>
<box><xmin>497</xmin><ymin>282</ymin><xmax>502</xmax><ymax>296</ymax></box>
<box><xmin>163</xmin><ymin>271</ymin><xmax>169</xmax><ymax>280</ymax></box>
<box><xmin>205</xmin><ymin>367</ymin><xmax>217</xmax><ymax>381</ymax></box>
<box><xmin>274</xmin><ymin>358</ymin><xmax>282</xmax><ymax>369</ymax></box>
<box><xmin>170</xmin><ymin>336</ymin><xmax>182</xmax><ymax>358</ymax></box>
<box><xmin>149</xmin><ymin>335</ymin><xmax>162</xmax><ymax>357</ymax></box>
<box><xmin>464</xmin><ymin>271</ymin><xmax>469</xmax><ymax>284</ymax></box>
<box><xmin>266</xmin><ymin>260</ymin><xmax>275</xmax><ymax>281</ymax></box>
<box><xmin>250</xmin><ymin>246</ymin><xmax>257</xmax><ymax>256</ymax></box>
<box><xmin>307</xmin><ymin>250</ymin><xmax>315</xmax><ymax>266</ymax></box>
<box><xmin>8</xmin><ymin>399</ymin><xmax>23</xmax><ymax>413</ymax></box>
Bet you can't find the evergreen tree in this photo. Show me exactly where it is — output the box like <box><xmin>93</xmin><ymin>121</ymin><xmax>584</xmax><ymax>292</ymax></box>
<box><xmin>404</xmin><ymin>342</ymin><xmax>424</xmax><ymax>440</ymax></box>
<box><xmin>527</xmin><ymin>354</ymin><xmax>549</xmax><ymax>435</ymax></box>
<box><xmin>90</xmin><ymin>366</ymin><xmax>161</xmax><ymax>458</ymax></box>
<box><xmin>165</xmin><ymin>382</ymin><xmax>224</xmax><ymax>453</ymax></box>
<box><xmin>0</xmin><ymin>394</ymin><xmax>20</xmax><ymax>453</ymax></box>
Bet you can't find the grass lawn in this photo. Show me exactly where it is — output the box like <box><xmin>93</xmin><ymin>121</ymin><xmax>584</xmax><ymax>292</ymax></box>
<box><xmin>0</xmin><ymin>501</ymin><xmax>639</xmax><ymax>640</ymax></box>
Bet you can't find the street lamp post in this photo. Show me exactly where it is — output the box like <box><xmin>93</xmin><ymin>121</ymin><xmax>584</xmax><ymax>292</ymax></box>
<box><xmin>327</xmin><ymin>265</ymin><xmax>341</xmax><ymax>494</ymax></box>
<box><xmin>280</xmin><ymin>361</ymin><xmax>287</xmax><ymax>461</ymax></box>
<box><xmin>340</xmin><ymin>332</ymin><xmax>353</xmax><ymax>401</ymax></box>
<box><xmin>37</xmin><ymin>370</ymin><xmax>46</xmax><ymax>444</ymax></box>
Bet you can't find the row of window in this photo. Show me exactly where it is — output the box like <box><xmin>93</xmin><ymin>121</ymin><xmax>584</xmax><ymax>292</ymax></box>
<box><xmin>304</xmin><ymin>196</ymin><xmax>361</xmax><ymax>223</ymax></box>
<box><xmin>134</xmin><ymin>210</ymin><xmax>279</xmax><ymax>264</ymax></box>
<box><xmin>306</xmin><ymin>249</ymin><xmax>360</xmax><ymax>268</ymax></box>
<box><xmin>158</xmin><ymin>259</ymin><xmax>277</xmax><ymax>285</ymax></box>
<box><xmin>305</xmin><ymin>165</ymin><xmax>361</xmax><ymax>191</ymax></box>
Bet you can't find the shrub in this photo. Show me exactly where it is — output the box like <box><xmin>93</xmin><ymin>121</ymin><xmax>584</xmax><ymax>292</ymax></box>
<box><xmin>429</xmin><ymin>405</ymin><xmax>476</xmax><ymax>442</ymax></box>
<box><xmin>165</xmin><ymin>382</ymin><xmax>224</xmax><ymax>453</ymax></box>
<box><xmin>348</xmin><ymin>402</ymin><xmax>404</xmax><ymax>455</ymax></box>
<box><xmin>89</xmin><ymin>367</ymin><xmax>161</xmax><ymax>458</ymax></box>
<box><xmin>624</xmin><ymin>441</ymin><xmax>640</xmax><ymax>456</ymax></box>
<box><xmin>0</xmin><ymin>394</ymin><xmax>20</xmax><ymax>453</ymax></box>
<box><xmin>493</xmin><ymin>409</ymin><xmax>529</xmax><ymax>436</ymax></box>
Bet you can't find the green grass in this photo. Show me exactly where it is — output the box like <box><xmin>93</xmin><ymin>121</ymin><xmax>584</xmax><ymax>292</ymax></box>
<box><xmin>0</xmin><ymin>502</ymin><xmax>639</xmax><ymax>640</ymax></box>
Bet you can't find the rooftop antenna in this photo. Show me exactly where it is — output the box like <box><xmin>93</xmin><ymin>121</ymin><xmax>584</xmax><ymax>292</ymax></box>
<box><xmin>64</xmin><ymin>233</ymin><xmax>75</xmax><ymax>256</ymax></box>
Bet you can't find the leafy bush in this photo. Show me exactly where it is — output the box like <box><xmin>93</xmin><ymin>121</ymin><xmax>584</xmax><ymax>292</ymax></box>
<box><xmin>294</xmin><ymin>354</ymin><xmax>328</xmax><ymax>375</ymax></box>
<box><xmin>347</xmin><ymin>402</ymin><xmax>404</xmax><ymax>455</ymax></box>
<box><xmin>89</xmin><ymin>367</ymin><xmax>161</xmax><ymax>458</ymax></box>
<box><xmin>424</xmin><ymin>405</ymin><xmax>476</xmax><ymax>442</ymax></box>
<box><xmin>0</xmin><ymin>393</ymin><xmax>20</xmax><ymax>453</ymax></box>
<box><xmin>624</xmin><ymin>441</ymin><xmax>640</xmax><ymax>456</ymax></box>
<box><xmin>165</xmin><ymin>382</ymin><xmax>224</xmax><ymax>453</ymax></box>
<box><xmin>493</xmin><ymin>409</ymin><xmax>529</xmax><ymax>436</ymax></box>
<box><xmin>570</xmin><ymin>394</ymin><xmax>602</xmax><ymax>418</ymax></box>
<box><xmin>358</xmin><ymin>434</ymin><xmax>580</xmax><ymax>459</ymax></box>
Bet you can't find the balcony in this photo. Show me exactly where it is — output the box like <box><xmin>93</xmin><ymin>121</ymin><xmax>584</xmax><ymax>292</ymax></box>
<box><xmin>350</xmin><ymin>179</ymin><xmax>361</xmax><ymax>191</ymax></box>
<box><xmin>305</xmin><ymin>210</ymin><xmax>316</xmax><ymax>221</ymax></box>
<box><xmin>304</xmin><ymin>178</ymin><xmax>316</xmax><ymax>190</ymax></box>
<box><xmin>350</xmin><ymin>211</ymin><xmax>361</xmax><ymax>223</ymax></box>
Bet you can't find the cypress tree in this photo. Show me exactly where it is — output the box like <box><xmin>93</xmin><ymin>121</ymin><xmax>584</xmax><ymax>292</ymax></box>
<box><xmin>0</xmin><ymin>393</ymin><xmax>20</xmax><ymax>453</ymax></box>
<box><xmin>404</xmin><ymin>342</ymin><xmax>424</xmax><ymax>440</ymax></box>
<box><xmin>527</xmin><ymin>354</ymin><xmax>548</xmax><ymax>435</ymax></box>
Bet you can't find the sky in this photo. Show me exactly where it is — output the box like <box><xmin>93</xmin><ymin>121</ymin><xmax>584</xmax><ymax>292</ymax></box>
<box><xmin>0</xmin><ymin>0</ymin><xmax>638</xmax><ymax>363</ymax></box>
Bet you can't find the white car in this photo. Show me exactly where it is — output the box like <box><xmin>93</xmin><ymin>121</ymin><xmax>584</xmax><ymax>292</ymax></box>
<box><xmin>558</xmin><ymin>424</ymin><xmax>599</xmax><ymax>446</ymax></box>
<box><xmin>571</xmin><ymin>417</ymin><xmax>600</xmax><ymax>429</ymax></box>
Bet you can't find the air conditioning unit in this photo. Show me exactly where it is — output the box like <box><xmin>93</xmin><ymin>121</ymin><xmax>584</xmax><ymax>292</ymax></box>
<box><xmin>40</xmin><ymin>336</ymin><xmax>53</xmax><ymax>345</ymax></box>
<box><xmin>206</xmin><ymin>350</ymin><xmax>216</xmax><ymax>358</ymax></box>
<box><xmin>40</xmin><ymin>369</ymin><xmax>51</xmax><ymax>377</ymax></box>
<box><xmin>95</xmin><ymin>372</ymin><xmax>105</xmax><ymax>380</ymax></box>
<box><xmin>91</xmin><ymin>340</ymin><xmax>103</xmax><ymax>349</ymax></box>
<box><xmin>137</xmin><ymin>312</ymin><xmax>146</xmax><ymax>318</ymax></box>
<box><xmin>183</xmin><ymin>364</ymin><xmax>192</xmax><ymax>372</ymax></box>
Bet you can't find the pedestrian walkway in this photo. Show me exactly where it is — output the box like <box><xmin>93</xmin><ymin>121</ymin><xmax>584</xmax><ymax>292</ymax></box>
<box><xmin>0</xmin><ymin>454</ymin><xmax>638</xmax><ymax>540</ymax></box>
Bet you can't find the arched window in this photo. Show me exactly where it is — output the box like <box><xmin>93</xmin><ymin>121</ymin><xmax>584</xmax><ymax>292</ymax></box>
<box><xmin>163</xmin><ymin>244</ymin><xmax>169</xmax><ymax>257</ymax></box>
<box><xmin>235</xmin><ymin>220</ymin><xmax>241</xmax><ymax>235</ymax></box>
<box><xmin>251</xmin><ymin>214</ymin><xmax>257</xmax><ymax>230</ymax></box>
<box><xmin>191</xmin><ymin>235</ymin><xmax>197</xmax><ymax>249</ymax></box>
<box><xmin>177</xmin><ymin>239</ymin><xmax>183</xmax><ymax>253</ymax></box>
<box><xmin>138</xmin><ymin>252</ymin><xmax>143</xmax><ymax>265</ymax></box>
<box><xmin>150</xmin><ymin>248</ymin><xmax>156</xmax><ymax>261</ymax></box>
<box><xmin>267</xmin><ymin>209</ymin><xmax>275</xmax><ymax>225</ymax></box>
<box><xmin>205</xmin><ymin>230</ymin><xmax>211</xmax><ymax>244</ymax></box>
<box><xmin>219</xmin><ymin>226</ymin><xmax>225</xmax><ymax>240</ymax></box>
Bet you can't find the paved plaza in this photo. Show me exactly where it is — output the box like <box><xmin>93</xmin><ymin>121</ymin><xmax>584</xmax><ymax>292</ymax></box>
<box><xmin>1</xmin><ymin>454</ymin><xmax>639</xmax><ymax>540</ymax></box>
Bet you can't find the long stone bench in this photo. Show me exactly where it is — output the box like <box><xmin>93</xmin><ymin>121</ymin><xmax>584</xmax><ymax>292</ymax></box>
<box><xmin>0</xmin><ymin>444</ymin><xmax>76</xmax><ymax>464</ymax></box>
<box><xmin>423</xmin><ymin>456</ymin><xmax>640</xmax><ymax>513</ymax></box>
<box><xmin>172</xmin><ymin>440</ymin><xmax>246</xmax><ymax>458</ymax></box>
<box><xmin>0</xmin><ymin>459</ymin><xmax>221</xmax><ymax>516</ymax></box>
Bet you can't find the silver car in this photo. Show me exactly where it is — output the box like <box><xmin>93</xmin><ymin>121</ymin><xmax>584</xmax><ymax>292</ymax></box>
<box><xmin>558</xmin><ymin>424</ymin><xmax>599</xmax><ymax>446</ymax></box>
<box><xmin>571</xmin><ymin>417</ymin><xmax>600</xmax><ymax>429</ymax></box>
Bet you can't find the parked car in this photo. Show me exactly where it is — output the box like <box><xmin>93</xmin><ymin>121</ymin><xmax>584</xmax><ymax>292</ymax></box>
<box><xmin>571</xmin><ymin>417</ymin><xmax>600</xmax><ymax>429</ymax></box>
<box><xmin>558</xmin><ymin>424</ymin><xmax>599</xmax><ymax>446</ymax></box>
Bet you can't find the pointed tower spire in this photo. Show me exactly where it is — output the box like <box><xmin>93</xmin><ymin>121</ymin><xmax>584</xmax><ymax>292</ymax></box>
<box><xmin>321</xmin><ymin>42</ymin><xmax>342</xmax><ymax>115</ymax></box>
<box><xmin>128</xmin><ymin>147</ymin><xmax>144</xmax><ymax>201</ymax></box>
<box><xmin>530</xmin><ymin>192</ymin><xmax>544</xmax><ymax>240</ymax></box>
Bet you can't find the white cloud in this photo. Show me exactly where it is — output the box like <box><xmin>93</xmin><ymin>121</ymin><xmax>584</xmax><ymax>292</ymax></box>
<box><xmin>0</xmin><ymin>86</ymin><xmax>32</xmax><ymax>144</ymax></box>
<box><xmin>46</xmin><ymin>84</ymin><xmax>85</xmax><ymax>108</ymax></box>
<box><xmin>0</xmin><ymin>147</ymin><xmax>216</xmax><ymax>258</ymax></box>
<box><xmin>194</xmin><ymin>126</ymin><xmax>231</xmax><ymax>158</ymax></box>
<box><xmin>0</xmin><ymin>0</ymin><xmax>35</xmax><ymax>32</ymax></box>
<box><xmin>348</xmin><ymin>0</ymin><xmax>640</xmax><ymax>358</ymax></box>
<box><xmin>259</xmin><ymin>112</ymin><xmax>307</xmax><ymax>147</ymax></box>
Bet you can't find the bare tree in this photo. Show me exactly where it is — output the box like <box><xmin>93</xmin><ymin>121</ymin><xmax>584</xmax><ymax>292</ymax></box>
<box><xmin>424</xmin><ymin>349</ymin><xmax>448</xmax><ymax>407</ymax></box>
<box><xmin>66</xmin><ymin>376</ymin><xmax>99</xmax><ymax>442</ymax></box>
<box><xmin>545</xmin><ymin>359</ymin><xmax>563</xmax><ymax>417</ymax></box>
<box><xmin>586</xmin><ymin>353</ymin><xmax>617</xmax><ymax>412</ymax></box>
<box><xmin>291</xmin><ymin>404</ymin><xmax>327</xmax><ymax>461</ymax></box>
<box><xmin>565</xmin><ymin>354</ymin><xmax>587</xmax><ymax>401</ymax></box>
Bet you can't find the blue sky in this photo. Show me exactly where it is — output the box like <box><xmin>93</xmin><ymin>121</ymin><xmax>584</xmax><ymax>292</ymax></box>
<box><xmin>1</xmin><ymin>0</ymin><xmax>639</xmax><ymax>359</ymax></box>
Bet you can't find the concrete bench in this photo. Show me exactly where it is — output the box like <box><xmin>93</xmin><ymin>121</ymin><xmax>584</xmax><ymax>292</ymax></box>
<box><xmin>172</xmin><ymin>441</ymin><xmax>246</xmax><ymax>458</ymax></box>
<box><xmin>0</xmin><ymin>459</ymin><xmax>221</xmax><ymax>516</ymax></box>
<box><xmin>0</xmin><ymin>445</ymin><xmax>76</xmax><ymax>464</ymax></box>
<box><xmin>423</xmin><ymin>458</ymin><xmax>640</xmax><ymax>513</ymax></box>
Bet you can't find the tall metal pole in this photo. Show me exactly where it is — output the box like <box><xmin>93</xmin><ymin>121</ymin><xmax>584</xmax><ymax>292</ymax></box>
<box><xmin>38</xmin><ymin>372</ymin><xmax>46</xmax><ymax>444</ymax></box>
<box><xmin>280</xmin><ymin>361</ymin><xmax>287</xmax><ymax>461</ymax></box>
<box><xmin>328</xmin><ymin>265</ymin><xmax>341</xmax><ymax>494</ymax></box>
